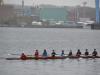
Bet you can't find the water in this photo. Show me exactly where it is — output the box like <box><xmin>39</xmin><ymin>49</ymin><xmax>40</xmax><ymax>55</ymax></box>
<box><xmin>0</xmin><ymin>27</ymin><xmax>100</xmax><ymax>75</ymax></box>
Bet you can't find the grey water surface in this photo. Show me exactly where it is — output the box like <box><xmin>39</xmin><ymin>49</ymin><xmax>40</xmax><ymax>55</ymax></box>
<box><xmin>0</xmin><ymin>27</ymin><xmax>100</xmax><ymax>75</ymax></box>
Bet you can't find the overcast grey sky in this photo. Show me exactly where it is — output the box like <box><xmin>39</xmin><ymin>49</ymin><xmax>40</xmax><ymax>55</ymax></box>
<box><xmin>4</xmin><ymin>0</ymin><xmax>96</xmax><ymax>7</ymax></box>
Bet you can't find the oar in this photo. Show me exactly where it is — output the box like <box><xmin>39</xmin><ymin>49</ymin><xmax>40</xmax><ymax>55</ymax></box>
<box><xmin>8</xmin><ymin>53</ymin><xmax>44</xmax><ymax>57</ymax></box>
<box><xmin>0</xmin><ymin>57</ymin><xmax>5</xmax><ymax>59</ymax></box>
<box><xmin>8</xmin><ymin>53</ymin><xmax>33</xmax><ymax>56</ymax></box>
<box><xmin>8</xmin><ymin>53</ymin><xmax>21</xmax><ymax>55</ymax></box>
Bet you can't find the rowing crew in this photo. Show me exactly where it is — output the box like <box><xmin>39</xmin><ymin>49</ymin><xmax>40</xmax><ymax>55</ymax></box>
<box><xmin>68</xmin><ymin>49</ymin><xmax>98</xmax><ymax>57</ymax></box>
<box><xmin>20</xmin><ymin>49</ymin><xmax>98</xmax><ymax>60</ymax></box>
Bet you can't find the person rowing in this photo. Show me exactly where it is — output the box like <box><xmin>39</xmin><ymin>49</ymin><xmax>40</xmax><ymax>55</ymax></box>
<box><xmin>20</xmin><ymin>53</ymin><xmax>27</xmax><ymax>60</ymax></box>
<box><xmin>76</xmin><ymin>49</ymin><xmax>81</xmax><ymax>57</ymax></box>
<box><xmin>34</xmin><ymin>50</ymin><xmax>39</xmax><ymax>57</ymax></box>
<box><xmin>92</xmin><ymin>49</ymin><xmax>98</xmax><ymax>56</ymax></box>
<box><xmin>61</xmin><ymin>50</ymin><xmax>65</xmax><ymax>56</ymax></box>
<box><xmin>42</xmin><ymin>49</ymin><xmax>48</xmax><ymax>57</ymax></box>
<box><xmin>84</xmin><ymin>49</ymin><xmax>89</xmax><ymax>56</ymax></box>
<box><xmin>51</xmin><ymin>50</ymin><xmax>56</xmax><ymax>57</ymax></box>
<box><xmin>68</xmin><ymin>50</ymin><xmax>73</xmax><ymax>56</ymax></box>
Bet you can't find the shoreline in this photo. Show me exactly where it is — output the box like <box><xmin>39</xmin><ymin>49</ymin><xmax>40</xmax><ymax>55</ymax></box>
<box><xmin>0</xmin><ymin>25</ymin><xmax>83</xmax><ymax>28</ymax></box>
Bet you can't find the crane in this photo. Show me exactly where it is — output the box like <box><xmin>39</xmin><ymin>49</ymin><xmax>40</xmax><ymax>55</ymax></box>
<box><xmin>95</xmin><ymin>0</ymin><xmax>100</xmax><ymax>23</ymax></box>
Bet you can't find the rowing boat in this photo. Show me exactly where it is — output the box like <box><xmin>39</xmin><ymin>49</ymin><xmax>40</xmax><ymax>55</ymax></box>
<box><xmin>68</xmin><ymin>56</ymin><xmax>100</xmax><ymax>59</ymax></box>
<box><xmin>81</xmin><ymin>56</ymin><xmax>100</xmax><ymax>58</ymax></box>
<box><xmin>6</xmin><ymin>56</ymin><xmax>67</xmax><ymax>60</ymax></box>
<box><xmin>6</xmin><ymin>55</ymin><xmax>100</xmax><ymax>60</ymax></box>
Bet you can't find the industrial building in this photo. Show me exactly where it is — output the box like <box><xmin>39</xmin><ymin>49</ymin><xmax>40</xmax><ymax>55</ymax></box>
<box><xmin>39</xmin><ymin>7</ymin><xmax>68</xmax><ymax>25</ymax></box>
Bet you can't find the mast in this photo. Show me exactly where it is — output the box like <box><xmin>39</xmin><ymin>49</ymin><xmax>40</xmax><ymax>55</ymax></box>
<box><xmin>22</xmin><ymin>0</ymin><xmax>24</xmax><ymax>16</ymax></box>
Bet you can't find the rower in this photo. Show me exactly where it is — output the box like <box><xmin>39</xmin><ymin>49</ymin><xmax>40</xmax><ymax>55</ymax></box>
<box><xmin>92</xmin><ymin>49</ymin><xmax>98</xmax><ymax>56</ymax></box>
<box><xmin>51</xmin><ymin>50</ymin><xmax>56</xmax><ymax>57</ymax></box>
<box><xmin>20</xmin><ymin>53</ymin><xmax>27</xmax><ymax>60</ymax></box>
<box><xmin>68</xmin><ymin>50</ymin><xmax>73</xmax><ymax>56</ymax></box>
<box><xmin>76</xmin><ymin>49</ymin><xmax>81</xmax><ymax>57</ymax></box>
<box><xmin>42</xmin><ymin>49</ymin><xmax>48</xmax><ymax>57</ymax></box>
<box><xmin>34</xmin><ymin>50</ymin><xmax>39</xmax><ymax>57</ymax></box>
<box><xmin>61</xmin><ymin>50</ymin><xmax>65</xmax><ymax>56</ymax></box>
<box><xmin>84</xmin><ymin>49</ymin><xmax>89</xmax><ymax>56</ymax></box>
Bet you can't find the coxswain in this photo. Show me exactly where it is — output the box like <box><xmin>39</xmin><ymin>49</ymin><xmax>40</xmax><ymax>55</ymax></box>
<box><xmin>51</xmin><ymin>50</ymin><xmax>56</xmax><ymax>57</ymax></box>
<box><xmin>42</xmin><ymin>49</ymin><xmax>48</xmax><ymax>57</ymax></box>
<box><xmin>61</xmin><ymin>50</ymin><xmax>65</xmax><ymax>56</ymax></box>
<box><xmin>34</xmin><ymin>50</ymin><xmax>39</xmax><ymax>57</ymax></box>
<box><xmin>84</xmin><ymin>49</ymin><xmax>89</xmax><ymax>56</ymax></box>
<box><xmin>92</xmin><ymin>49</ymin><xmax>98</xmax><ymax>56</ymax></box>
<box><xmin>20</xmin><ymin>53</ymin><xmax>27</xmax><ymax>60</ymax></box>
<box><xmin>76</xmin><ymin>49</ymin><xmax>81</xmax><ymax>57</ymax></box>
<box><xmin>68</xmin><ymin>50</ymin><xmax>73</xmax><ymax>56</ymax></box>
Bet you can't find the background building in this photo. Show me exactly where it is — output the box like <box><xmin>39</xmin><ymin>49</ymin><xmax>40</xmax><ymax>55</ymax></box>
<box><xmin>0</xmin><ymin>3</ymin><xmax>97</xmax><ymax>27</ymax></box>
<box><xmin>39</xmin><ymin>7</ymin><xmax>68</xmax><ymax>22</ymax></box>
<box><xmin>13</xmin><ymin>5</ymin><xmax>39</xmax><ymax>26</ymax></box>
<box><xmin>0</xmin><ymin>5</ymin><xmax>16</xmax><ymax>25</ymax></box>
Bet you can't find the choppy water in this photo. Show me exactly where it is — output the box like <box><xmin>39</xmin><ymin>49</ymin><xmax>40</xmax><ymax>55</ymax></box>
<box><xmin>0</xmin><ymin>27</ymin><xmax>100</xmax><ymax>75</ymax></box>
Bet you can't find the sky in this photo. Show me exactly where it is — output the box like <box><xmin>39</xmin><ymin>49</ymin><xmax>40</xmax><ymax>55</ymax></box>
<box><xmin>4</xmin><ymin>0</ymin><xmax>96</xmax><ymax>7</ymax></box>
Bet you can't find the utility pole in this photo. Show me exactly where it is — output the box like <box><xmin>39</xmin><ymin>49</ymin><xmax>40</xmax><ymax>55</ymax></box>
<box><xmin>22</xmin><ymin>0</ymin><xmax>24</xmax><ymax>16</ymax></box>
<box><xmin>82</xmin><ymin>1</ymin><xmax>87</xmax><ymax>18</ymax></box>
<box><xmin>21</xmin><ymin>0</ymin><xmax>25</xmax><ymax>27</ymax></box>
<box><xmin>76</xmin><ymin>5</ymin><xmax>80</xmax><ymax>22</ymax></box>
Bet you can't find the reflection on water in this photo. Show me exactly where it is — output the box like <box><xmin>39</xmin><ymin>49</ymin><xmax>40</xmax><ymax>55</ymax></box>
<box><xmin>1</xmin><ymin>58</ymin><xmax>100</xmax><ymax>75</ymax></box>
<box><xmin>0</xmin><ymin>27</ymin><xmax>100</xmax><ymax>75</ymax></box>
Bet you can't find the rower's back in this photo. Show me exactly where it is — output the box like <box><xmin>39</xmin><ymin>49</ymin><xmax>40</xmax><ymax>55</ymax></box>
<box><xmin>85</xmin><ymin>49</ymin><xmax>89</xmax><ymax>56</ymax></box>
<box><xmin>61</xmin><ymin>50</ymin><xmax>65</xmax><ymax>56</ymax></box>
<box><xmin>92</xmin><ymin>49</ymin><xmax>98</xmax><ymax>56</ymax></box>
<box><xmin>76</xmin><ymin>49</ymin><xmax>81</xmax><ymax>56</ymax></box>
<box><xmin>42</xmin><ymin>49</ymin><xmax>48</xmax><ymax>57</ymax></box>
<box><xmin>68</xmin><ymin>50</ymin><xmax>72</xmax><ymax>56</ymax></box>
<box><xmin>20</xmin><ymin>53</ymin><xmax>27</xmax><ymax>60</ymax></box>
<box><xmin>51</xmin><ymin>50</ymin><xmax>56</xmax><ymax>57</ymax></box>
